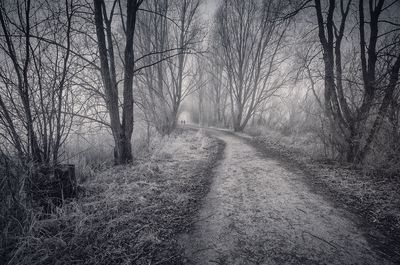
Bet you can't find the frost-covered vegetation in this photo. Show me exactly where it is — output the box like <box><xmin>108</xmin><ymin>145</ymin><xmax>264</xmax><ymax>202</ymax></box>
<box><xmin>1</xmin><ymin>129</ymin><xmax>223</xmax><ymax>264</ymax></box>
<box><xmin>243</xmin><ymin>126</ymin><xmax>400</xmax><ymax>258</ymax></box>
<box><xmin>1</xmin><ymin>0</ymin><xmax>400</xmax><ymax>263</ymax></box>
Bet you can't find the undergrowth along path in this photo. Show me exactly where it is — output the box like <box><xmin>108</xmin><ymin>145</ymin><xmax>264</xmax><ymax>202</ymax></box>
<box><xmin>6</xmin><ymin>129</ymin><xmax>224</xmax><ymax>265</ymax></box>
<box><xmin>181</xmin><ymin>128</ymin><xmax>393</xmax><ymax>265</ymax></box>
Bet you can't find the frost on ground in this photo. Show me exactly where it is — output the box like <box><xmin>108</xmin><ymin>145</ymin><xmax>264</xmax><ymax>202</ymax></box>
<box><xmin>181</xmin><ymin>129</ymin><xmax>393</xmax><ymax>265</ymax></box>
<box><xmin>9</xmin><ymin>129</ymin><xmax>224</xmax><ymax>265</ymax></box>
<box><xmin>248</xmin><ymin>130</ymin><xmax>400</xmax><ymax>262</ymax></box>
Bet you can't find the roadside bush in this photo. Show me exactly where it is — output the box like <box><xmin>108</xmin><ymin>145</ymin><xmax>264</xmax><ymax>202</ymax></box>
<box><xmin>246</xmin><ymin>125</ymin><xmax>326</xmax><ymax>159</ymax></box>
<box><xmin>248</xmin><ymin>116</ymin><xmax>400</xmax><ymax>178</ymax></box>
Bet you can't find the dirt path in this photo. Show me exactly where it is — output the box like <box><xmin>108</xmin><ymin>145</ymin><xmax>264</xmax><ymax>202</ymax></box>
<box><xmin>180</xmin><ymin>129</ymin><xmax>392</xmax><ymax>265</ymax></box>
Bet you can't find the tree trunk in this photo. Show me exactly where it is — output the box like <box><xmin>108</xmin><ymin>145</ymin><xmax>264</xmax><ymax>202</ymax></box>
<box><xmin>114</xmin><ymin>135</ymin><xmax>132</xmax><ymax>164</ymax></box>
<box><xmin>93</xmin><ymin>0</ymin><xmax>141</xmax><ymax>164</ymax></box>
<box><xmin>356</xmin><ymin>54</ymin><xmax>400</xmax><ymax>162</ymax></box>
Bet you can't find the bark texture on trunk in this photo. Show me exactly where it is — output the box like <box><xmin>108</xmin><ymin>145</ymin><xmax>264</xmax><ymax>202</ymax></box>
<box><xmin>93</xmin><ymin>0</ymin><xmax>142</xmax><ymax>164</ymax></box>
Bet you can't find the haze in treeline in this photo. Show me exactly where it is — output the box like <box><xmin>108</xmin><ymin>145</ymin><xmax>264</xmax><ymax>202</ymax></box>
<box><xmin>1</xmin><ymin>0</ymin><xmax>400</xmax><ymax>264</ymax></box>
<box><xmin>0</xmin><ymin>0</ymin><xmax>399</xmax><ymax>165</ymax></box>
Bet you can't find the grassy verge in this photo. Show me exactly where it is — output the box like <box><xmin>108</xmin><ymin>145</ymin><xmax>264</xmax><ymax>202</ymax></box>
<box><xmin>241</xmin><ymin>131</ymin><xmax>400</xmax><ymax>262</ymax></box>
<box><xmin>7</xmin><ymin>128</ymin><xmax>224</xmax><ymax>265</ymax></box>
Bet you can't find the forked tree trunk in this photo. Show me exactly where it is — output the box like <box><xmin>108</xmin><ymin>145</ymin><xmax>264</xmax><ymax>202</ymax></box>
<box><xmin>93</xmin><ymin>0</ymin><xmax>141</xmax><ymax>164</ymax></box>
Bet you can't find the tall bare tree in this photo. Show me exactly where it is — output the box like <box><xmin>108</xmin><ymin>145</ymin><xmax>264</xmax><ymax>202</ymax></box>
<box><xmin>92</xmin><ymin>0</ymin><xmax>143</xmax><ymax>164</ymax></box>
<box><xmin>135</xmin><ymin>0</ymin><xmax>204</xmax><ymax>134</ymax></box>
<box><xmin>215</xmin><ymin>0</ymin><xmax>289</xmax><ymax>132</ymax></box>
<box><xmin>200</xmin><ymin>39</ymin><xmax>229</xmax><ymax>126</ymax></box>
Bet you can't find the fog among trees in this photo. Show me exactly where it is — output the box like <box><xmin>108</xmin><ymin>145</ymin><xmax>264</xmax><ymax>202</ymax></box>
<box><xmin>1</xmin><ymin>0</ymin><xmax>400</xmax><ymax>264</ymax></box>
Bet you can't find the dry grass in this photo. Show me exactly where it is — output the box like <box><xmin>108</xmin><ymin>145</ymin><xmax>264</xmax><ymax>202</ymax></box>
<box><xmin>61</xmin><ymin>125</ymin><xmax>159</xmax><ymax>184</ymax></box>
<box><xmin>61</xmin><ymin>133</ymin><xmax>115</xmax><ymax>183</ymax></box>
<box><xmin>6</xmin><ymin>129</ymin><xmax>224</xmax><ymax>265</ymax></box>
<box><xmin>244</xmin><ymin>129</ymin><xmax>400</xmax><ymax>261</ymax></box>
<box><xmin>245</xmin><ymin>126</ymin><xmax>326</xmax><ymax>159</ymax></box>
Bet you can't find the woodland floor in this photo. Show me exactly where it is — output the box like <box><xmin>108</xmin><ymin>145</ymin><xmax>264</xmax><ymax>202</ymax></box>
<box><xmin>180</xmin><ymin>127</ymin><xmax>397</xmax><ymax>265</ymax></box>
<box><xmin>12</xmin><ymin>127</ymin><xmax>400</xmax><ymax>265</ymax></box>
<box><xmin>8</xmin><ymin>129</ymin><xmax>224</xmax><ymax>265</ymax></box>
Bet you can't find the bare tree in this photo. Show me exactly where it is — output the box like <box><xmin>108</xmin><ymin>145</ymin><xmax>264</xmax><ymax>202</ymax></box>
<box><xmin>135</xmin><ymin>0</ymin><xmax>204</xmax><ymax>135</ymax></box>
<box><xmin>135</xmin><ymin>0</ymin><xmax>175</xmax><ymax>135</ymax></box>
<box><xmin>205</xmin><ymin>38</ymin><xmax>229</xmax><ymax>126</ymax></box>
<box><xmin>0</xmin><ymin>0</ymin><xmax>77</xmax><ymax>166</ymax></box>
<box><xmin>215</xmin><ymin>0</ymin><xmax>289</xmax><ymax>132</ymax></box>
<box><xmin>310</xmin><ymin>0</ymin><xmax>400</xmax><ymax>162</ymax></box>
<box><xmin>92</xmin><ymin>0</ymin><xmax>143</xmax><ymax>164</ymax></box>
